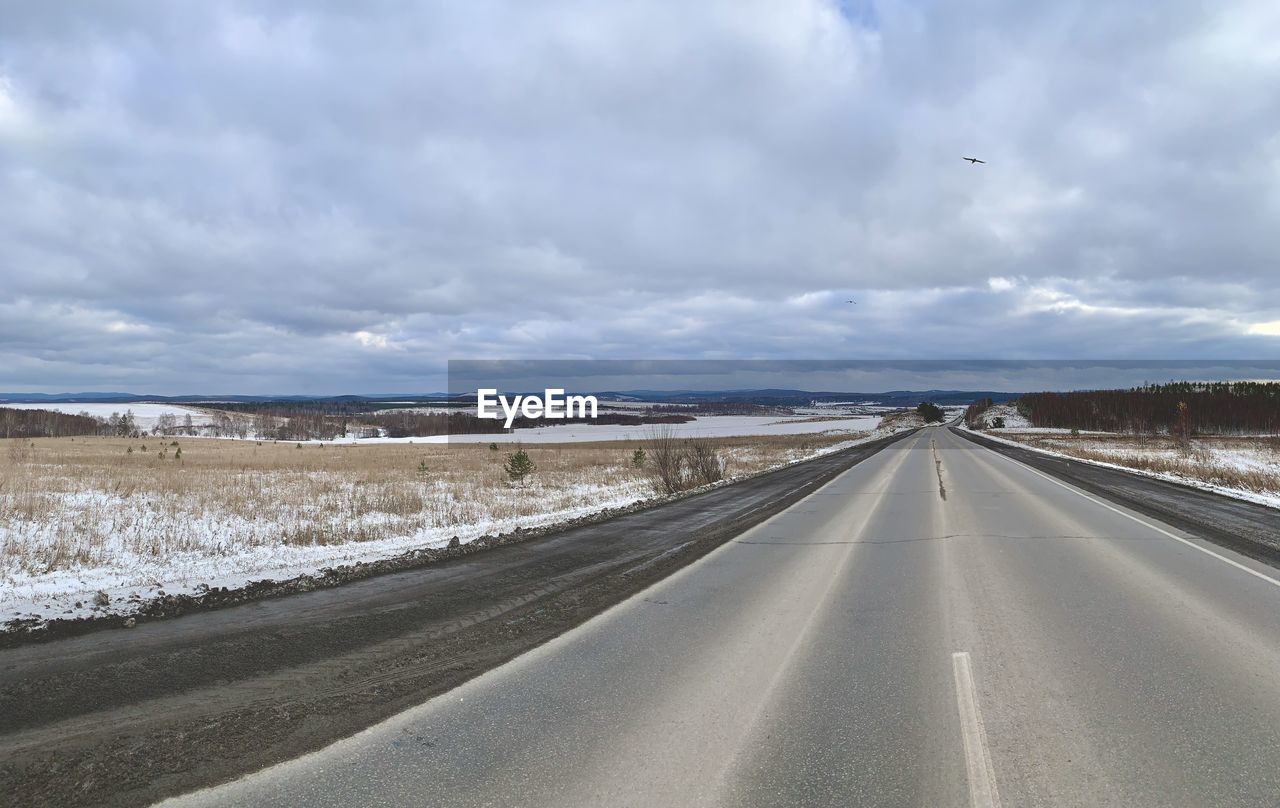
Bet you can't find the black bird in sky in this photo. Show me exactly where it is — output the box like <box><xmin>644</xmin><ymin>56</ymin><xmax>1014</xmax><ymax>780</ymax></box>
<box><xmin>963</xmin><ymin>156</ymin><xmax>986</xmax><ymax>164</ymax></box>
<box><xmin>847</xmin><ymin>300</ymin><xmax>857</xmax><ymax>304</ymax></box>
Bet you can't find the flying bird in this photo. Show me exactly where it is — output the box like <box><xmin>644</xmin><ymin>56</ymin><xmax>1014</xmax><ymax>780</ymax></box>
<box><xmin>847</xmin><ymin>300</ymin><xmax>857</xmax><ymax>304</ymax></box>
<box><xmin>963</xmin><ymin>156</ymin><xmax>986</xmax><ymax>165</ymax></box>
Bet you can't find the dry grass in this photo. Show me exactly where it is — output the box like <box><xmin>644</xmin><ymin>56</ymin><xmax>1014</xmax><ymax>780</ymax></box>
<box><xmin>997</xmin><ymin>433</ymin><xmax>1280</xmax><ymax>495</ymax></box>
<box><xmin>0</xmin><ymin>431</ymin><xmax>861</xmax><ymax>581</ymax></box>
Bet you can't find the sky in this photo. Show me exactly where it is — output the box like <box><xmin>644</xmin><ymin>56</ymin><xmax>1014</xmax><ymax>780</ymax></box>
<box><xmin>2</xmin><ymin>0</ymin><xmax>1279</xmax><ymax>394</ymax></box>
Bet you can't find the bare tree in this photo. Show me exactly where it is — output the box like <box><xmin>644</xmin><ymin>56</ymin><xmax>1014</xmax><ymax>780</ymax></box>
<box><xmin>645</xmin><ymin>426</ymin><xmax>685</xmax><ymax>496</ymax></box>
<box><xmin>1173</xmin><ymin>401</ymin><xmax>1192</xmax><ymax>452</ymax></box>
<box><xmin>253</xmin><ymin>411</ymin><xmax>275</xmax><ymax>440</ymax></box>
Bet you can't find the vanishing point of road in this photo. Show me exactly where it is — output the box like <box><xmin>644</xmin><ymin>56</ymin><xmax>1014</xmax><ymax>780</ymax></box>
<box><xmin>169</xmin><ymin>426</ymin><xmax>1280</xmax><ymax>807</ymax></box>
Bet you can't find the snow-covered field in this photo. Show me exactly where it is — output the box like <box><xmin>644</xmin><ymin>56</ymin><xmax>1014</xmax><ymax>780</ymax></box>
<box><xmin>966</xmin><ymin>424</ymin><xmax>1280</xmax><ymax>510</ymax></box>
<box><xmin>1</xmin><ymin>420</ymin><xmax>915</xmax><ymax>627</ymax></box>
<box><xmin>1</xmin><ymin>401</ymin><xmax>215</xmax><ymax>430</ymax></box>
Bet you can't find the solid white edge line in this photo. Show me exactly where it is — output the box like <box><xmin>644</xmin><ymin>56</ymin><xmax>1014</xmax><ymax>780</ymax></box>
<box><xmin>952</xmin><ymin>651</ymin><xmax>1002</xmax><ymax>808</ymax></box>
<box><xmin>985</xmin><ymin>444</ymin><xmax>1280</xmax><ymax>590</ymax></box>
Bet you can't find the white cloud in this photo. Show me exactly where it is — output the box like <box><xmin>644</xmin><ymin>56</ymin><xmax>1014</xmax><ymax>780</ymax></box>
<box><xmin>351</xmin><ymin>331</ymin><xmax>390</xmax><ymax>349</ymax></box>
<box><xmin>0</xmin><ymin>0</ymin><xmax>1277</xmax><ymax>392</ymax></box>
<box><xmin>0</xmin><ymin>76</ymin><xmax>32</xmax><ymax>137</ymax></box>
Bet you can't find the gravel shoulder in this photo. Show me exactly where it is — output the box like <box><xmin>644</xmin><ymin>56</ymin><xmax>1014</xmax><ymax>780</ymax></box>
<box><xmin>0</xmin><ymin>428</ymin><xmax>915</xmax><ymax>808</ymax></box>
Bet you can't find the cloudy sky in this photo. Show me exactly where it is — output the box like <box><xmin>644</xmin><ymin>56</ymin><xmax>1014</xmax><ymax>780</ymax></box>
<box><xmin>2</xmin><ymin>1</ymin><xmax>1279</xmax><ymax>394</ymax></box>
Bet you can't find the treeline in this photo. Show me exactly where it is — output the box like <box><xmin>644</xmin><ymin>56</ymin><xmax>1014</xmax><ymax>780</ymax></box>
<box><xmin>964</xmin><ymin>398</ymin><xmax>994</xmax><ymax>427</ymax></box>
<box><xmin>264</xmin><ymin>411</ymin><xmax>349</xmax><ymax>441</ymax></box>
<box><xmin>370</xmin><ymin>411</ymin><xmax>507</xmax><ymax>438</ymax></box>
<box><xmin>1017</xmin><ymin>382</ymin><xmax>1280</xmax><ymax>434</ymax></box>
<box><xmin>368</xmin><ymin>410</ymin><xmax>695</xmax><ymax>438</ymax></box>
<box><xmin>513</xmin><ymin>412</ymin><xmax>693</xmax><ymax>429</ymax></box>
<box><xmin>0</xmin><ymin>407</ymin><xmax>106</xmax><ymax>438</ymax></box>
<box><xmin>648</xmin><ymin>402</ymin><xmax>792</xmax><ymax>416</ymax></box>
<box><xmin>217</xmin><ymin>399</ymin><xmax>395</xmax><ymax>419</ymax></box>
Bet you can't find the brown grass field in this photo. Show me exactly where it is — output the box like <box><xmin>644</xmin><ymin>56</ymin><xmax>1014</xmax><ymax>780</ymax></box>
<box><xmin>0</xmin><ymin>431</ymin><xmax>864</xmax><ymax>583</ymax></box>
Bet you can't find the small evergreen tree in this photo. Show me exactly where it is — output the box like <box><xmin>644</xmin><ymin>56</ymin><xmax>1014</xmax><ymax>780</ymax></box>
<box><xmin>417</xmin><ymin>459</ymin><xmax>430</xmax><ymax>478</ymax></box>
<box><xmin>631</xmin><ymin>447</ymin><xmax>646</xmax><ymax>468</ymax></box>
<box><xmin>504</xmin><ymin>447</ymin><xmax>536</xmax><ymax>486</ymax></box>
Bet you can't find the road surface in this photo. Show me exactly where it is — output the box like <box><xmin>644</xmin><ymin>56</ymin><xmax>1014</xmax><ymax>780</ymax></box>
<box><xmin>1</xmin><ymin>430</ymin><xmax>914</xmax><ymax>807</ymax></box>
<box><xmin>166</xmin><ymin>426</ymin><xmax>1280</xmax><ymax>807</ymax></box>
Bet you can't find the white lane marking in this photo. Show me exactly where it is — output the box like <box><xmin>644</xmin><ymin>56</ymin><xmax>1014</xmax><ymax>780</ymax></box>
<box><xmin>952</xmin><ymin>651</ymin><xmax>1002</xmax><ymax>808</ymax></box>
<box><xmin>987</xmin><ymin>448</ymin><xmax>1280</xmax><ymax>590</ymax></box>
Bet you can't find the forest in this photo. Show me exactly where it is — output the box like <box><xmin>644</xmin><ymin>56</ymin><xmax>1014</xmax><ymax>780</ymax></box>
<box><xmin>1014</xmin><ymin>382</ymin><xmax>1279</xmax><ymax>435</ymax></box>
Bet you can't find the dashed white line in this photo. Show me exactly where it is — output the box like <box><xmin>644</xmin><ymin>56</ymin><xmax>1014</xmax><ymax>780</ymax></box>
<box><xmin>952</xmin><ymin>651</ymin><xmax>1002</xmax><ymax>808</ymax></box>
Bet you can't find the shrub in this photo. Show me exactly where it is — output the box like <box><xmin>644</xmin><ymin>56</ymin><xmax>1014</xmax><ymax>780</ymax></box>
<box><xmin>643</xmin><ymin>428</ymin><xmax>724</xmax><ymax>494</ymax></box>
<box><xmin>990</xmin><ymin>417</ymin><xmax>1005</xmax><ymax>429</ymax></box>
<box><xmin>631</xmin><ymin>448</ymin><xmax>646</xmax><ymax>468</ymax></box>
<box><xmin>645</xmin><ymin>426</ymin><xmax>685</xmax><ymax>496</ymax></box>
<box><xmin>683</xmin><ymin>438</ymin><xmax>724</xmax><ymax>486</ymax></box>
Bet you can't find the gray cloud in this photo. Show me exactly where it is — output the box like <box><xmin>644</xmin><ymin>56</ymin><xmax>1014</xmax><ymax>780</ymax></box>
<box><xmin>2</xmin><ymin>0</ymin><xmax>1279</xmax><ymax>394</ymax></box>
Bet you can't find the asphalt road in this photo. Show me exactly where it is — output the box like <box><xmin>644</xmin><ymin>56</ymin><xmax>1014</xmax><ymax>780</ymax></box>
<box><xmin>166</xmin><ymin>425</ymin><xmax>1280</xmax><ymax>808</ymax></box>
<box><xmin>1</xmin><ymin>429</ymin><xmax>915</xmax><ymax>807</ymax></box>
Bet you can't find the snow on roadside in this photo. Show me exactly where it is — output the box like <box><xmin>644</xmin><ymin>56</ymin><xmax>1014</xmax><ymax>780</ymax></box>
<box><xmin>1</xmin><ymin>421</ymin><xmax>915</xmax><ymax>629</ymax></box>
<box><xmin>962</xmin><ymin>425</ymin><xmax>1280</xmax><ymax>510</ymax></box>
<box><xmin>1</xmin><ymin>481</ymin><xmax>650</xmax><ymax>627</ymax></box>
